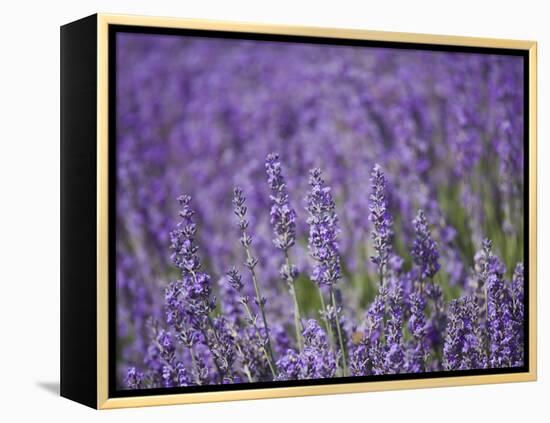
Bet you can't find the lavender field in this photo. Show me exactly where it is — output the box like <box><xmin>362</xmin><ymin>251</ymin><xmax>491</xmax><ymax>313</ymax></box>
<box><xmin>116</xmin><ymin>32</ymin><xmax>525</xmax><ymax>389</ymax></box>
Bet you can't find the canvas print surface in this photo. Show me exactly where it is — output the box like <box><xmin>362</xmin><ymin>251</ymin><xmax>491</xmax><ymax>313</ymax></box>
<box><xmin>115</xmin><ymin>31</ymin><xmax>525</xmax><ymax>391</ymax></box>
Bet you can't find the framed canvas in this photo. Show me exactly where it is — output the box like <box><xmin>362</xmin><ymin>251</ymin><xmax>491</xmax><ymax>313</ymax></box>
<box><xmin>60</xmin><ymin>13</ymin><xmax>537</xmax><ymax>409</ymax></box>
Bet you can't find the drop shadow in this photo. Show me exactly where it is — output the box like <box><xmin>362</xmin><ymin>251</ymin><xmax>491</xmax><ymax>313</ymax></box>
<box><xmin>37</xmin><ymin>381</ymin><xmax>60</xmax><ymax>396</ymax></box>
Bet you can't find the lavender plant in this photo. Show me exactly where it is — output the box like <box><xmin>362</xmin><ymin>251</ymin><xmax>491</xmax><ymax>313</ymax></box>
<box><xmin>115</xmin><ymin>34</ymin><xmax>526</xmax><ymax>388</ymax></box>
<box><xmin>412</xmin><ymin>209</ymin><xmax>440</xmax><ymax>283</ymax></box>
<box><xmin>265</xmin><ymin>153</ymin><xmax>303</xmax><ymax>350</ymax></box>
<box><xmin>305</xmin><ymin>168</ymin><xmax>348</xmax><ymax>375</ymax></box>
<box><xmin>369</xmin><ymin>164</ymin><xmax>393</xmax><ymax>286</ymax></box>
<box><xmin>443</xmin><ymin>296</ymin><xmax>486</xmax><ymax>370</ymax></box>
<box><xmin>230</xmin><ymin>188</ymin><xmax>277</xmax><ymax>376</ymax></box>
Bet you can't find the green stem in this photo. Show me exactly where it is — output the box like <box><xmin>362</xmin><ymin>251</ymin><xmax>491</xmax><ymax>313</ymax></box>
<box><xmin>285</xmin><ymin>250</ymin><xmax>304</xmax><ymax>351</ymax></box>
<box><xmin>318</xmin><ymin>287</ymin><xmax>341</xmax><ymax>376</ymax></box>
<box><xmin>318</xmin><ymin>289</ymin><xmax>333</xmax><ymax>341</ymax></box>
<box><xmin>243</xmin><ymin>244</ymin><xmax>277</xmax><ymax>371</ymax></box>
<box><xmin>330</xmin><ymin>287</ymin><xmax>348</xmax><ymax>376</ymax></box>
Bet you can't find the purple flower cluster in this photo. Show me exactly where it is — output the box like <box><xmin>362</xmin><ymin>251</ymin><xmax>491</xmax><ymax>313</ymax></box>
<box><xmin>265</xmin><ymin>153</ymin><xmax>303</xmax><ymax>350</ymax></box>
<box><xmin>350</xmin><ymin>291</ymin><xmax>386</xmax><ymax>376</ymax></box>
<box><xmin>369</xmin><ymin>164</ymin><xmax>393</xmax><ymax>285</ymax></box>
<box><xmin>412</xmin><ymin>209</ymin><xmax>441</xmax><ymax>281</ymax></box>
<box><xmin>115</xmin><ymin>34</ymin><xmax>525</xmax><ymax>388</ymax></box>
<box><xmin>406</xmin><ymin>290</ymin><xmax>429</xmax><ymax>372</ymax></box>
<box><xmin>443</xmin><ymin>296</ymin><xmax>486</xmax><ymax>370</ymax></box>
<box><xmin>266</xmin><ymin>153</ymin><xmax>297</xmax><ymax>252</ymax></box>
<box><xmin>482</xmin><ymin>240</ymin><xmax>524</xmax><ymax>368</ymax></box>
<box><xmin>277</xmin><ymin>320</ymin><xmax>336</xmax><ymax>380</ymax></box>
<box><xmin>306</xmin><ymin>168</ymin><xmax>342</xmax><ymax>288</ymax></box>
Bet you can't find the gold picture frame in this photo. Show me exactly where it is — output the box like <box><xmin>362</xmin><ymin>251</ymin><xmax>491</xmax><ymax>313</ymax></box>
<box><xmin>61</xmin><ymin>13</ymin><xmax>537</xmax><ymax>409</ymax></box>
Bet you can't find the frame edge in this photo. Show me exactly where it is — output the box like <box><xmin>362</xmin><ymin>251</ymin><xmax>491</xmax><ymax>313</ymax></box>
<box><xmin>95</xmin><ymin>13</ymin><xmax>538</xmax><ymax>409</ymax></box>
<box><xmin>527</xmin><ymin>41</ymin><xmax>537</xmax><ymax>381</ymax></box>
<box><xmin>61</xmin><ymin>13</ymin><xmax>99</xmax><ymax>409</ymax></box>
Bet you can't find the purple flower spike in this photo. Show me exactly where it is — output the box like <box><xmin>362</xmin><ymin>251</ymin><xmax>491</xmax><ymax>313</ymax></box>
<box><xmin>156</xmin><ymin>329</ymin><xmax>176</xmax><ymax>364</ymax></box>
<box><xmin>443</xmin><ymin>296</ymin><xmax>486</xmax><ymax>370</ymax></box>
<box><xmin>125</xmin><ymin>367</ymin><xmax>144</xmax><ymax>389</ymax></box>
<box><xmin>476</xmin><ymin>238</ymin><xmax>519</xmax><ymax>368</ymax></box>
<box><xmin>300</xmin><ymin>319</ymin><xmax>337</xmax><ymax>379</ymax></box>
<box><xmin>168</xmin><ymin>195</ymin><xmax>215</xmax><ymax>320</ymax></box>
<box><xmin>407</xmin><ymin>290</ymin><xmax>429</xmax><ymax>372</ymax></box>
<box><xmin>226</xmin><ymin>266</ymin><xmax>244</xmax><ymax>292</ymax></box>
<box><xmin>266</xmin><ymin>153</ymin><xmax>297</xmax><ymax>252</ymax></box>
<box><xmin>305</xmin><ymin>167</ymin><xmax>348</xmax><ymax>374</ymax></box>
<box><xmin>306</xmin><ymin>168</ymin><xmax>342</xmax><ymax>287</ymax></box>
<box><xmin>275</xmin><ymin>320</ymin><xmax>337</xmax><ymax>380</ymax></box>
<box><xmin>170</xmin><ymin>195</ymin><xmax>200</xmax><ymax>274</ymax></box>
<box><xmin>265</xmin><ymin>153</ymin><xmax>303</xmax><ymax>350</ymax></box>
<box><xmin>486</xmin><ymin>273</ymin><xmax>514</xmax><ymax>368</ymax></box>
<box><xmin>349</xmin><ymin>289</ymin><xmax>386</xmax><ymax>376</ymax></box>
<box><xmin>164</xmin><ymin>281</ymin><xmax>199</xmax><ymax>351</ymax></box>
<box><xmin>275</xmin><ymin>349</ymin><xmax>301</xmax><ymax>381</ymax></box>
<box><xmin>369</xmin><ymin>164</ymin><xmax>393</xmax><ymax>284</ymax></box>
<box><xmin>412</xmin><ymin>209</ymin><xmax>440</xmax><ymax>280</ymax></box>
<box><xmin>511</xmin><ymin>263</ymin><xmax>525</xmax><ymax>366</ymax></box>
<box><xmin>384</xmin><ymin>282</ymin><xmax>404</xmax><ymax>374</ymax></box>
<box><xmin>175</xmin><ymin>362</ymin><xmax>191</xmax><ymax>386</ymax></box>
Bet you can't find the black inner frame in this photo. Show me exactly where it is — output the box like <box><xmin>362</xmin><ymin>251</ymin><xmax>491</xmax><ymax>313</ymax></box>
<box><xmin>108</xmin><ymin>24</ymin><xmax>530</xmax><ymax>398</ymax></box>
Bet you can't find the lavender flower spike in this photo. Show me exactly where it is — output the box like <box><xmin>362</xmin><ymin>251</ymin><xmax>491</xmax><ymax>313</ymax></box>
<box><xmin>443</xmin><ymin>296</ymin><xmax>486</xmax><ymax>370</ymax></box>
<box><xmin>125</xmin><ymin>367</ymin><xmax>144</xmax><ymax>389</ymax></box>
<box><xmin>266</xmin><ymin>153</ymin><xmax>297</xmax><ymax>251</ymax></box>
<box><xmin>169</xmin><ymin>195</ymin><xmax>216</xmax><ymax>320</ymax></box>
<box><xmin>349</xmin><ymin>290</ymin><xmax>386</xmax><ymax>376</ymax></box>
<box><xmin>476</xmin><ymin>238</ymin><xmax>516</xmax><ymax>368</ymax></box>
<box><xmin>232</xmin><ymin>187</ymin><xmax>277</xmax><ymax>374</ymax></box>
<box><xmin>412</xmin><ymin>209</ymin><xmax>440</xmax><ymax>281</ymax></box>
<box><xmin>275</xmin><ymin>349</ymin><xmax>301</xmax><ymax>381</ymax></box>
<box><xmin>306</xmin><ymin>168</ymin><xmax>347</xmax><ymax>375</ymax></box>
<box><xmin>407</xmin><ymin>290</ymin><xmax>429</xmax><ymax>372</ymax></box>
<box><xmin>266</xmin><ymin>153</ymin><xmax>303</xmax><ymax>350</ymax></box>
<box><xmin>170</xmin><ymin>195</ymin><xmax>201</xmax><ymax>275</ymax></box>
<box><xmin>306</xmin><ymin>168</ymin><xmax>342</xmax><ymax>287</ymax></box>
<box><xmin>511</xmin><ymin>263</ymin><xmax>525</xmax><ymax>366</ymax></box>
<box><xmin>276</xmin><ymin>320</ymin><xmax>337</xmax><ymax>381</ymax></box>
<box><xmin>169</xmin><ymin>195</ymin><xmax>232</xmax><ymax>382</ymax></box>
<box><xmin>369</xmin><ymin>164</ymin><xmax>393</xmax><ymax>286</ymax></box>
<box><xmin>300</xmin><ymin>319</ymin><xmax>337</xmax><ymax>379</ymax></box>
<box><xmin>486</xmin><ymin>271</ymin><xmax>514</xmax><ymax>368</ymax></box>
<box><xmin>384</xmin><ymin>282</ymin><xmax>404</xmax><ymax>374</ymax></box>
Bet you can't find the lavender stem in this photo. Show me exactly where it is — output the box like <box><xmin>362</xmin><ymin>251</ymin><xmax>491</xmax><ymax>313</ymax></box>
<box><xmin>330</xmin><ymin>286</ymin><xmax>348</xmax><ymax>376</ymax></box>
<box><xmin>285</xmin><ymin>251</ymin><xmax>304</xmax><ymax>350</ymax></box>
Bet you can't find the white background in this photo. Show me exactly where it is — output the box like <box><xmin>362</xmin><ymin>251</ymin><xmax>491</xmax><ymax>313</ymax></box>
<box><xmin>0</xmin><ymin>0</ymin><xmax>546</xmax><ymax>421</ymax></box>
